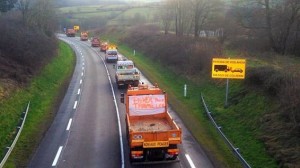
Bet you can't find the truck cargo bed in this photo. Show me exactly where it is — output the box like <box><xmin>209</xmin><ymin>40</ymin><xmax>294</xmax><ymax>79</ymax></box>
<box><xmin>131</xmin><ymin>118</ymin><xmax>173</xmax><ymax>132</ymax></box>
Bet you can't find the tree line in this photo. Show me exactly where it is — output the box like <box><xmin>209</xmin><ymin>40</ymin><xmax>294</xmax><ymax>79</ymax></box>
<box><xmin>159</xmin><ymin>0</ymin><xmax>300</xmax><ymax>56</ymax></box>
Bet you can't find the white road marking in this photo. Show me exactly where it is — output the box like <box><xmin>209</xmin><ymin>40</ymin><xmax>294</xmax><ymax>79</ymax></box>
<box><xmin>81</xmin><ymin>72</ymin><xmax>83</xmax><ymax>76</ymax></box>
<box><xmin>82</xmin><ymin>67</ymin><xmax>84</xmax><ymax>70</ymax></box>
<box><xmin>52</xmin><ymin>146</ymin><xmax>63</xmax><ymax>166</ymax></box>
<box><xmin>77</xmin><ymin>88</ymin><xmax>81</xmax><ymax>95</ymax></box>
<box><xmin>185</xmin><ymin>154</ymin><xmax>196</xmax><ymax>168</ymax></box>
<box><xmin>66</xmin><ymin>118</ymin><xmax>72</xmax><ymax>131</ymax></box>
<box><xmin>73</xmin><ymin>101</ymin><xmax>78</xmax><ymax>109</ymax></box>
<box><xmin>80</xmin><ymin>79</ymin><xmax>82</xmax><ymax>84</ymax></box>
<box><xmin>101</xmin><ymin>53</ymin><xmax>125</xmax><ymax>168</ymax></box>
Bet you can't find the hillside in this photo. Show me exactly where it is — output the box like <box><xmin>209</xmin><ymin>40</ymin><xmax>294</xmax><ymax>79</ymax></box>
<box><xmin>0</xmin><ymin>15</ymin><xmax>57</xmax><ymax>99</ymax></box>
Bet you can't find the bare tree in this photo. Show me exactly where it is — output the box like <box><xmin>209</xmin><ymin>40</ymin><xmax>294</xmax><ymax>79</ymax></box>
<box><xmin>191</xmin><ymin>0</ymin><xmax>220</xmax><ymax>38</ymax></box>
<box><xmin>233</xmin><ymin>0</ymin><xmax>300</xmax><ymax>55</ymax></box>
<box><xmin>27</xmin><ymin>0</ymin><xmax>57</xmax><ymax>36</ymax></box>
<box><xmin>16</xmin><ymin>0</ymin><xmax>31</xmax><ymax>24</ymax></box>
<box><xmin>160</xmin><ymin>0</ymin><xmax>174</xmax><ymax>34</ymax></box>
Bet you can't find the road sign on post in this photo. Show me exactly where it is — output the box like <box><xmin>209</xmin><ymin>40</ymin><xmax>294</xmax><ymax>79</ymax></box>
<box><xmin>212</xmin><ymin>58</ymin><xmax>246</xmax><ymax>107</ymax></box>
<box><xmin>212</xmin><ymin>58</ymin><xmax>246</xmax><ymax>79</ymax></box>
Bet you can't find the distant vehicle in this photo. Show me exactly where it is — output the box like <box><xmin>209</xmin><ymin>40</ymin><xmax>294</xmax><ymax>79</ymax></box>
<box><xmin>120</xmin><ymin>84</ymin><xmax>182</xmax><ymax>163</ymax></box>
<box><xmin>105</xmin><ymin>49</ymin><xmax>118</xmax><ymax>63</ymax></box>
<box><xmin>66</xmin><ymin>29</ymin><xmax>75</xmax><ymax>37</ymax></box>
<box><xmin>80</xmin><ymin>32</ymin><xmax>88</xmax><ymax>41</ymax></box>
<box><xmin>91</xmin><ymin>37</ymin><xmax>100</xmax><ymax>47</ymax></box>
<box><xmin>214</xmin><ymin>65</ymin><xmax>230</xmax><ymax>72</ymax></box>
<box><xmin>115</xmin><ymin>60</ymin><xmax>140</xmax><ymax>88</ymax></box>
<box><xmin>231</xmin><ymin>68</ymin><xmax>243</xmax><ymax>73</ymax></box>
<box><xmin>100</xmin><ymin>42</ymin><xmax>108</xmax><ymax>52</ymax></box>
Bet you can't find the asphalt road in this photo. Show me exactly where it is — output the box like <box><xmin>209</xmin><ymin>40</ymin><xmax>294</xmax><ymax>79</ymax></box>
<box><xmin>28</xmin><ymin>35</ymin><xmax>216</xmax><ymax>168</ymax></box>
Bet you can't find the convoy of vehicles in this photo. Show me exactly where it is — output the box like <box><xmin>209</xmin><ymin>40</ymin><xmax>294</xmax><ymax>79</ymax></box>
<box><xmin>80</xmin><ymin>31</ymin><xmax>88</xmax><ymax>41</ymax></box>
<box><xmin>120</xmin><ymin>84</ymin><xmax>182</xmax><ymax>163</ymax></box>
<box><xmin>91</xmin><ymin>37</ymin><xmax>100</xmax><ymax>47</ymax></box>
<box><xmin>66</xmin><ymin>29</ymin><xmax>76</xmax><ymax>37</ymax></box>
<box><xmin>81</xmin><ymin>35</ymin><xmax>182</xmax><ymax>164</ymax></box>
<box><xmin>115</xmin><ymin>60</ymin><xmax>140</xmax><ymax>88</ymax></box>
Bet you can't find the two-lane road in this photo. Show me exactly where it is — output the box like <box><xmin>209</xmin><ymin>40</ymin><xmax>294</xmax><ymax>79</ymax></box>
<box><xmin>29</xmin><ymin>35</ymin><xmax>216</xmax><ymax>168</ymax></box>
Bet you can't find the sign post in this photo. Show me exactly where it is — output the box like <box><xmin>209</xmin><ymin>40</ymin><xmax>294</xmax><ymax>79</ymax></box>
<box><xmin>212</xmin><ymin>58</ymin><xmax>246</xmax><ymax>107</ymax></box>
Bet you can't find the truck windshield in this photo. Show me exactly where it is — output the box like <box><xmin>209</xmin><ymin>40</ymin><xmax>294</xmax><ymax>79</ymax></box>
<box><xmin>107</xmin><ymin>51</ymin><xmax>117</xmax><ymax>55</ymax></box>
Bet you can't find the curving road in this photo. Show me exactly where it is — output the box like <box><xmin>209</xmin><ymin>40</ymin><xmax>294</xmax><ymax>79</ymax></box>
<box><xmin>28</xmin><ymin>34</ymin><xmax>216</xmax><ymax>168</ymax></box>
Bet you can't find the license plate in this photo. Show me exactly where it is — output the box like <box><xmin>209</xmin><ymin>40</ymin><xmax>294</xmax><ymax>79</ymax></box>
<box><xmin>143</xmin><ymin>141</ymin><xmax>169</xmax><ymax>148</ymax></box>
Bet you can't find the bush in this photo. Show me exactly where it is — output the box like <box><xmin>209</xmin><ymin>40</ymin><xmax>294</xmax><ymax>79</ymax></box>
<box><xmin>122</xmin><ymin>25</ymin><xmax>222</xmax><ymax>77</ymax></box>
<box><xmin>245</xmin><ymin>66</ymin><xmax>300</xmax><ymax>166</ymax></box>
<box><xmin>0</xmin><ymin>13</ymin><xmax>57</xmax><ymax>83</ymax></box>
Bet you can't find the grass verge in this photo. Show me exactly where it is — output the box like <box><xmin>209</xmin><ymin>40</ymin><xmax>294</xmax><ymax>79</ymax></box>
<box><xmin>0</xmin><ymin>41</ymin><xmax>75</xmax><ymax>168</ymax></box>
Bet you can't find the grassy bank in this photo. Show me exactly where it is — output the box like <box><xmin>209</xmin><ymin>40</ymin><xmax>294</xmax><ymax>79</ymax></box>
<box><xmin>116</xmin><ymin>44</ymin><xmax>277</xmax><ymax>167</ymax></box>
<box><xmin>1</xmin><ymin>41</ymin><xmax>75</xmax><ymax>167</ymax></box>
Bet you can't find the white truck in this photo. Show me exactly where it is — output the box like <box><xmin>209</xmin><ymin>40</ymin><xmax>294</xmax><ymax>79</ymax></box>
<box><xmin>115</xmin><ymin>60</ymin><xmax>140</xmax><ymax>89</ymax></box>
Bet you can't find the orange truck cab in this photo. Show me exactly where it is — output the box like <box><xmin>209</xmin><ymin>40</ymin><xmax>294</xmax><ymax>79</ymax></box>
<box><xmin>91</xmin><ymin>37</ymin><xmax>100</xmax><ymax>47</ymax></box>
<box><xmin>80</xmin><ymin>31</ymin><xmax>88</xmax><ymax>41</ymax></box>
<box><xmin>121</xmin><ymin>84</ymin><xmax>182</xmax><ymax>163</ymax></box>
<box><xmin>100</xmin><ymin>42</ymin><xmax>108</xmax><ymax>52</ymax></box>
<box><xmin>66</xmin><ymin>29</ymin><xmax>75</xmax><ymax>37</ymax></box>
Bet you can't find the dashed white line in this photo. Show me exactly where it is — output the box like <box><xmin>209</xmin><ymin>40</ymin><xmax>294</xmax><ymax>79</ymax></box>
<box><xmin>81</xmin><ymin>72</ymin><xmax>84</xmax><ymax>76</ymax></box>
<box><xmin>66</xmin><ymin>118</ymin><xmax>72</xmax><ymax>131</ymax></box>
<box><xmin>185</xmin><ymin>154</ymin><xmax>196</xmax><ymax>168</ymax></box>
<box><xmin>80</xmin><ymin>79</ymin><xmax>82</xmax><ymax>84</ymax></box>
<box><xmin>77</xmin><ymin>88</ymin><xmax>81</xmax><ymax>95</ymax></box>
<box><xmin>73</xmin><ymin>101</ymin><xmax>78</xmax><ymax>109</ymax></box>
<box><xmin>52</xmin><ymin>146</ymin><xmax>63</xmax><ymax>166</ymax></box>
<box><xmin>82</xmin><ymin>67</ymin><xmax>84</xmax><ymax>70</ymax></box>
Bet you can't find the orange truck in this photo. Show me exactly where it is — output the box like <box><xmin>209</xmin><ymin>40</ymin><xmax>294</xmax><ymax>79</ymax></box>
<box><xmin>80</xmin><ymin>31</ymin><xmax>88</xmax><ymax>41</ymax></box>
<box><xmin>66</xmin><ymin>29</ymin><xmax>75</xmax><ymax>37</ymax></box>
<box><xmin>91</xmin><ymin>37</ymin><xmax>100</xmax><ymax>47</ymax></box>
<box><xmin>100</xmin><ymin>42</ymin><xmax>108</xmax><ymax>52</ymax></box>
<box><xmin>120</xmin><ymin>84</ymin><xmax>182</xmax><ymax>163</ymax></box>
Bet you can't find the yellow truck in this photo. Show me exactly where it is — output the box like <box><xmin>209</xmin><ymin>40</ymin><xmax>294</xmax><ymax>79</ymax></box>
<box><xmin>120</xmin><ymin>84</ymin><xmax>182</xmax><ymax>163</ymax></box>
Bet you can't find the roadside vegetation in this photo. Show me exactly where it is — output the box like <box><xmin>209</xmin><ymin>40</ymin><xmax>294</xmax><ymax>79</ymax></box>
<box><xmin>0</xmin><ymin>0</ymin><xmax>76</xmax><ymax>167</ymax></box>
<box><xmin>1</xmin><ymin>42</ymin><xmax>75</xmax><ymax>167</ymax></box>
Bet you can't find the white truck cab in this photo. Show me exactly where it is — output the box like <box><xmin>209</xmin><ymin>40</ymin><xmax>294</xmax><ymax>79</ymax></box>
<box><xmin>115</xmin><ymin>60</ymin><xmax>140</xmax><ymax>89</ymax></box>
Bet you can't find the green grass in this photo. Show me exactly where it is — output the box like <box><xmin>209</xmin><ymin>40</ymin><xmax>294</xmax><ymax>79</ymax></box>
<box><xmin>0</xmin><ymin>41</ymin><xmax>75</xmax><ymax>167</ymax></box>
<box><xmin>113</xmin><ymin>43</ymin><xmax>278</xmax><ymax>167</ymax></box>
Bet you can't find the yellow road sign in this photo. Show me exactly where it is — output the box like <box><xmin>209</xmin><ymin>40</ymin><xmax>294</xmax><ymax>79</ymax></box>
<box><xmin>212</xmin><ymin>58</ymin><xmax>246</xmax><ymax>79</ymax></box>
<box><xmin>73</xmin><ymin>25</ymin><xmax>80</xmax><ymax>31</ymax></box>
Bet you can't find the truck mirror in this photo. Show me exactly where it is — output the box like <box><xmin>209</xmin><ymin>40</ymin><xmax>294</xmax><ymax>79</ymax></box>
<box><xmin>120</xmin><ymin>93</ymin><xmax>124</xmax><ymax>103</ymax></box>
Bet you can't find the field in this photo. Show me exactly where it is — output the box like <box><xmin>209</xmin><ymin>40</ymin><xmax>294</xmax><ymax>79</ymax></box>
<box><xmin>58</xmin><ymin>4</ymin><xmax>159</xmax><ymax>28</ymax></box>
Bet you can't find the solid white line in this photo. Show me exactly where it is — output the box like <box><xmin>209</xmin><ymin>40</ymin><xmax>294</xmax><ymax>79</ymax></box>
<box><xmin>73</xmin><ymin>101</ymin><xmax>78</xmax><ymax>109</ymax></box>
<box><xmin>185</xmin><ymin>154</ymin><xmax>196</xmax><ymax>168</ymax></box>
<box><xmin>77</xmin><ymin>88</ymin><xmax>81</xmax><ymax>95</ymax></box>
<box><xmin>66</xmin><ymin>118</ymin><xmax>72</xmax><ymax>131</ymax></box>
<box><xmin>80</xmin><ymin>79</ymin><xmax>82</xmax><ymax>84</ymax></box>
<box><xmin>100</xmin><ymin>53</ymin><xmax>125</xmax><ymax>168</ymax></box>
<box><xmin>52</xmin><ymin>146</ymin><xmax>63</xmax><ymax>166</ymax></box>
